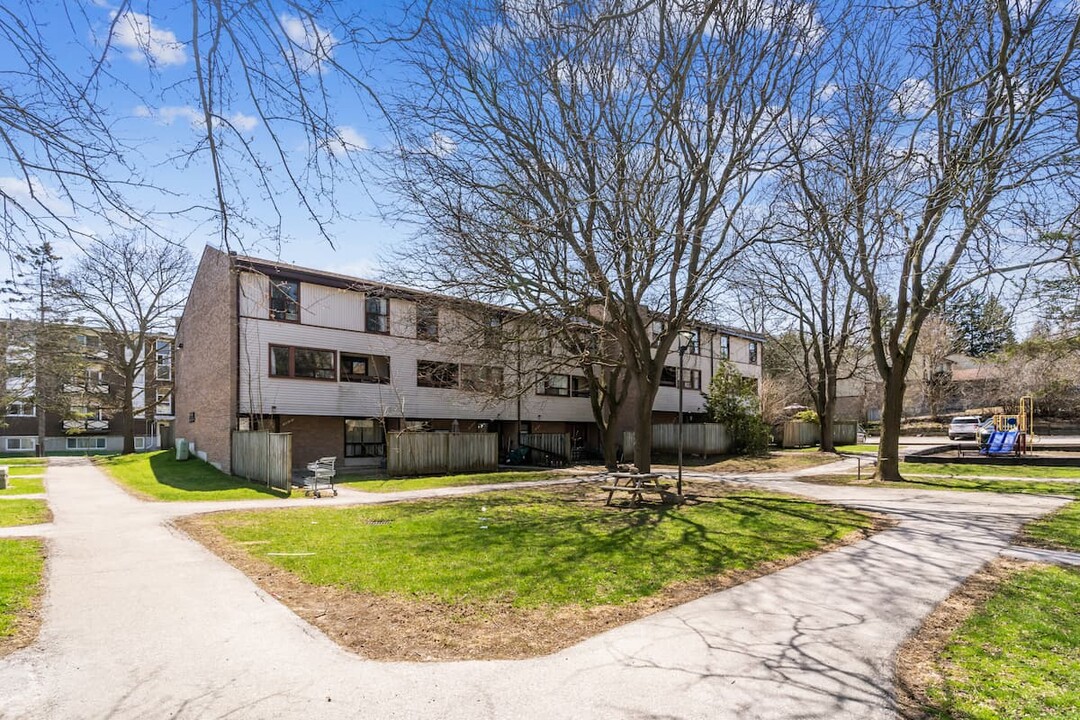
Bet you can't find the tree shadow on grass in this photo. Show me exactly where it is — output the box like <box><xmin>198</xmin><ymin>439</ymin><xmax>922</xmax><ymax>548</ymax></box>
<box><xmin>146</xmin><ymin>452</ymin><xmax>288</xmax><ymax>498</ymax></box>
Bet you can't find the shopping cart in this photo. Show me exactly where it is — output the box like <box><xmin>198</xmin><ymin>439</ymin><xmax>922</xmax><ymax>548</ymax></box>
<box><xmin>303</xmin><ymin>456</ymin><xmax>338</xmax><ymax>498</ymax></box>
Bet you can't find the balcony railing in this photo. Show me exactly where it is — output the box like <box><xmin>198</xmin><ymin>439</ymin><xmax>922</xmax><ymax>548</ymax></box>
<box><xmin>62</xmin><ymin>419</ymin><xmax>109</xmax><ymax>431</ymax></box>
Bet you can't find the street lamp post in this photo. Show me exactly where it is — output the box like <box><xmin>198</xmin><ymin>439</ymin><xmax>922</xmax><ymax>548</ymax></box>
<box><xmin>676</xmin><ymin>330</ymin><xmax>695</xmax><ymax>499</ymax></box>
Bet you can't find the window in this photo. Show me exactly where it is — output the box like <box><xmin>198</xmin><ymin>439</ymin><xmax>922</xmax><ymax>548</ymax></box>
<box><xmin>66</xmin><ymin>437</ymin><xmax>107</xmax><ymax>450</ymax></box>
<box><xmin>6</xmin><ymin>402</ymin><xmax>34</xmax><ymax>417</ymax></box>
<box><xmin>366</xmin><ymin>296</ymin><xmax>390</xmax><ymax>334</ymax></box>
<box><xmin>720</xmin><ymin>335</ymin><xmax>730</xmax><ymax>359</ymax></box>
<box><xmin>660</xmin><ymin>366</ymin><xmax>678</xmax><ymax>387</ymax></box>
<box><xmin>461</xmin><ymin>365</ymin><xmax>504</xmax><ymax>393</ymax></box>
<box><xmin>537</xmin><ymin>374</ymin><xmax>570</xmax><ymax>396</ymax></box>
<box><xmin>155</xmin><ymin>340</ymin><xmax>173</xmax><ymax>381</ymax></box>
<box><xmin>340</xmin><ymin>353</ymin><xmax>391</xmax><ymax>384</ymax></box>
<box><xmin>682</xmin><ymin>369</ymin><xmax>702</xmax><ymax>390</ymax></box>
<box><xmin>134</xmin><ymin>436</ymin><xmax>146</xmax><ymax>451</ymax></box>
<box><xmin>269</xmin><ymin>345</ymin><xmax>336</xmax><ymax>380</ymax></box>
<box><xmin>5</xmin><ymin>438</ymin><xmax>35</xmax><ymax>451</ymax></box>
<box><xmin>651</xmin><ymin>319</ymin><xmax>665</xmax><ymax>339</ymax></box>
<box><xmin>345</xmin><ymin>418</ymin><xmax>386</xmax><ymax>458</ymax></box>
<box><xmin>482</xmin><ymin>315</ymin><xmax>503</xmax><ymax>349</ymax></box>
<box><xmin>76</xmin><ymin>334</ymin><xmax>101</xmax><ymax>351</ymax></box>
<box><xmin>748</xmin><ymin>341</ymin><xmax>758</xmax><ymax>365</ymax></box>
<box><xmin>156</xmin><ymin>388</ymin><xmax>173</xmax><ymax>416</ymax></box>
<box><xmin>685</xmin><ymin>329</ymin><xmax>701</xmax><ymax>355</ymax></box>
<box><xmin>570</xmin><ymin>375</ymin><xmax>591</xmax><ymax>398</ymax></box>
<box><xmin>417</xmin><ymin>360</ymin><xmax>458</xmax><ymax>388</ymax></box>
<box><xmin>416</xmin><ymin>303</ymin><xmax>439</xmax><ymax>341</ymax></box>
<box><xmin>269</xmin><ymin>278</ymin><xmax>300</xmax><ymax>322</ymax></box>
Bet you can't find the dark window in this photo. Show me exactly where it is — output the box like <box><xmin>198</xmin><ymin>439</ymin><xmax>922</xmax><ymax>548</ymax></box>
<box><xmin>660</xmin><ymin>366</ymin><xmax>678</xmax><ymax>387</ymax></box>
<box><xmin>537</xmin><ymin>374</ymin><xmax>570</xmax><ymax>396</ymax></box>
<box><xmin>417</xmin><ymin>360</ymin><xmax>458</xmax><ymax>388</ymax></box>
<box><xmin>345</xmin><ymin>418</ymin><xmax>386</xmax><ymax>458</ymax></box>
<box><xmin>720</xmin><ymin>335</ymin><xmax>730</xmax><ymax>359</ymax></box>
<box><xmin>366</xmin><ymin>297</ymin><xmax>389</xmax><ymax>334</ymax></box>
<box><xmin>748</xmin><ymin>341</ymin><xmax>758</xmax><ymax>365</ymax></box>
<box><xmin>269</xmin><ymin>345</ymin><xmax>335</xmax><ymax>380</ymax></box>
<box><xmin>416</xmin><ymin>303</ymin><xmax>439</xmax><ymax>341</ymax></box>
<box><xmin>570</xmin><ymin>375</ymin><xmax>590</xmax><ymax>398</ymax></box>
<box><xmin>482</xmin><ymin>315</ymin><xmax>503</xmax><ymax>348</ymax></box>
<box><xmin>682</xmin><ymin>369</ymin><xmax>701</xmax><ymax>390</ymax></box>
<box><xmin>340</xmin><ymin>353</ymin><xmax>391</xmax><ymax>384</ymax></box>
<box><xmin>461</xmin><ymin>364</ymin><xmax>504</xmax><ymax>393</ymax></box>
<box><xmin>270</xmin><ymin>278</ymin><xmax>300</xmax><ymax>322</ymax></box>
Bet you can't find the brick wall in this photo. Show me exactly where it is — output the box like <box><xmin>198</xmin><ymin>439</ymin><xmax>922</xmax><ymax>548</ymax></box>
<box><xmin>174</xmin><ymin>247</ymin><xmax>237</xmax><ymax>472</ymax></box>
<box><xmin>279</xmin><ymin>414</ymin><xmax>343</xmax><ymax>468</ymax></box>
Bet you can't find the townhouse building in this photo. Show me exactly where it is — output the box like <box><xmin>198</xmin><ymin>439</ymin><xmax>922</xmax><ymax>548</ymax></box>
<box><xmin>0</xmin><ymin>323</ymin><xmax>175</xmax><ymax>454</ymax></box>
<box><xmin>175</xmin><ymin>246</ymin><xmax>763</xmax><ymax>472</ymax></box>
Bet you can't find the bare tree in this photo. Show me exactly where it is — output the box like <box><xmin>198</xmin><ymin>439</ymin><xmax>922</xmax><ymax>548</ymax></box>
<box><xmin>386</xmin><ymin>0</ymin><xmax>819</xmax><ymax>471</ymax></box>
<box><xmin>785</xmin><ymin>2</ymin><xmax>1080</xmax><ymax>480</ymax></box>
<box><xmin>62</xmin><ymin>236</ymin><xmax>194</xmax><ymax>454</ymax></box>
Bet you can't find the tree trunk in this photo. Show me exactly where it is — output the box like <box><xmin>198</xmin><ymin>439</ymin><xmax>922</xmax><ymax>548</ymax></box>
<box><xmin>819</xmin><ymin>398</ymin><xmax>835</xmax><ymax>453</ymax></box>
<box><xmin>122</xmin><ymin>376</ymin><xmax>135</xmax><ymax>455</ymax></box>
<box><xmin>633</xmin><ymin>380</ymin><xmax>660</xmax><ymax>472</ymax></box>
<box><xmin>36</xmin><ymin>405</ymin><xmax>46</xmax><ymax>458</ymax></box>
<box><xmin>601</xmin><ymin>421</ymin><xmax>620</xmax><ymax>471</ymax></box>
<box><xmin>877</xmin><ymin>370</ymin><xmax>907</xmax><ymax>481</ymax></box>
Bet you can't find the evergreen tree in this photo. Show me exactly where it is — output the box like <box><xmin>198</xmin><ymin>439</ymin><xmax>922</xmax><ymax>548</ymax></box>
<box><xmin>947</xmin><ymin>290</ymin><xmax>1016</xmax><ymax>357</ymax></box>
<box><xmin>704</xmin><ymin>361</ymin><xmax>771</xmax><ymax>456</ymax></box>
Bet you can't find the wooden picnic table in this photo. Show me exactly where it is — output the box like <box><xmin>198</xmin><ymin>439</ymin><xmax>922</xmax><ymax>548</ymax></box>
<box><xmin>600</xmin><ymin>472</ymin><xmax>669</xmax><ymax>506</ymax></box>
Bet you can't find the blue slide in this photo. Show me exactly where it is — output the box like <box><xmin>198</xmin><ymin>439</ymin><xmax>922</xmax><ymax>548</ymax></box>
<box><xmin>981</xmin><ymin>430</ymin><xmax>1005</xmax><ymax>455</ymax></box>
<box><xmin>990</xmin><ymin>430</ymin><xmax>1019</xmax><ymax>455</ymax></box>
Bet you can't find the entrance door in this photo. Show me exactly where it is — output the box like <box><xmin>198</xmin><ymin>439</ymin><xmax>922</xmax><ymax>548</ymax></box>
<box><xmin>345</xmin><ymin>418</ymin><xmax>386</xmax><ymax>458</ymax></box>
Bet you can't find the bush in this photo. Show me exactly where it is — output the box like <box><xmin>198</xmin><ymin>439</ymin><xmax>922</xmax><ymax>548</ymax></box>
<box><xmin>705</xmin><ymin>361</ymin><xmax>771</xmax><ymax>456</ymax></box>
<box><xmin>792</xmin><ymin>409</ymin><xmax>820</xmax><ymax>425</ymax></box>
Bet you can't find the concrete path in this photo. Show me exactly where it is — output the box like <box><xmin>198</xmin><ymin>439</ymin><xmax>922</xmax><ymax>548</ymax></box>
<box><xmin>1002</xmin><ymin>545</ymin><xmax>1080</xmax><ymax>567</ymax></box>
<box><xmin>0</xmin><ymin>458</ymin><xmax>1069</xmax><ymax>720</ymax></box>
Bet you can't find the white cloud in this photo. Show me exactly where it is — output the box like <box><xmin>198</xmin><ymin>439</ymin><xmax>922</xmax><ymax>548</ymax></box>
<box><xmin>892</xmin><ymin>78</ymin><xmax>933</xmax><ymax>117</ymax></box>
<box><xmin>134</xmin><ymin>105</ymin><xmax>259</xmax><ymax>133</ymax></box>
<box><xmin>280</xmin><ymin>13</ymin><xmax>335</xmax><ymax>73</ymax></box>
<box><xmin>111</xmin><ymin>10</ymin><xmax>187</xmax><ymax>67</ymax></box>
<box><xmin>430</xmin><ymin>132</ymin><xmax>457</xmax><ymax>157</ymax></box>
<box><xmin>0</xmin><ymin>176</ymin><xmax>71</xmax><ymax>217</ymax></box>
<box><xmin>325</xmin><ymin>126</ymin><xmax>371</xmax><ymax>156</ymax></box>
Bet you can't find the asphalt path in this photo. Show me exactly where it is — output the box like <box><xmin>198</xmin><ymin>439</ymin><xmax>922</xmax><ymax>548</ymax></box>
<box><xmin>0</xmin><ymin>457</ymin><xmax>1068</xmax><ymax>720</ymax></box>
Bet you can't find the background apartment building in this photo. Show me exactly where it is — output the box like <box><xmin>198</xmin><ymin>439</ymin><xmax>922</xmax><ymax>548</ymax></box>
<box><xmin>175</xmin><ymin>246</ymin><xmax>762</xmax><ymax>472</ymax></box>
<box><xmin>0</xmin><ymin>324</ymin><xmax>175</xmax><ymax>454</ymax></box>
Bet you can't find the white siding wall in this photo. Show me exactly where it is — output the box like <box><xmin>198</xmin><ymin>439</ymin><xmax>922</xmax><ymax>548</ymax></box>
<box><xmin>302</xmin><ymin>283</ymin><xmax>364</xmax><ymax>331</ymax></box>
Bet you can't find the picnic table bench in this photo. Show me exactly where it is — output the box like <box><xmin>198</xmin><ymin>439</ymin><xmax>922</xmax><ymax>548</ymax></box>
<box><xmin>600</xmin><ymin>472</ymin><xmax>669</xmax><ymax>506</ymax></box>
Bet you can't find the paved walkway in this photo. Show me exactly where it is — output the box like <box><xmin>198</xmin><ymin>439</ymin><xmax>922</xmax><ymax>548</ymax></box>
<box><xmin>0</xmin><ymin>458</ymin><xmax>1069</xmax><ymax>720</ymax></box>
<box><xmin>1003</xmin><ymin>545</ymin><xmax>1080</xmax><ymax>567</ymax></box>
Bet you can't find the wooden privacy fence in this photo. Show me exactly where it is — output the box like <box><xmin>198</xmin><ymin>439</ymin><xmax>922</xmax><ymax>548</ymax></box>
<box><xmin>387</xmin><ymin>432</ymin><xmax>498</xmax><ymax>476</ymax></box>
<box><xmin>782</xmin><ymin>421</ymin><xmax>820</xmax><ymax>448</ymax></box>
<box><xmin>232</xmin><ymin>431</ymin><xmax>292</xmax><ymax>490</ymax></box>
<box><xmin>519</xmin><ymin>433</ymin><xmax>571</xmax><ymax>466</ymax></box>
<box><xmin>623</xmin><ymin>423</ymin><xmax>732</xmax><ymax>462</ymax></box>
<box><xmin>832</xmin><ymin>421</ymin><xmax>859</xmax><ymax>446</ymax></box>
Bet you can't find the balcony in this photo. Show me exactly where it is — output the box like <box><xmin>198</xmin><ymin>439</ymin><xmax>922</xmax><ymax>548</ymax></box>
<box><xmin>63</xmin><ymin>383</ymin><xmax>110</xmax><ymax>395</ymax></box>
<box><xmin>62</xmin><ymin>419</ymin><xmax>109</xmax><ymax>432</ymax></box>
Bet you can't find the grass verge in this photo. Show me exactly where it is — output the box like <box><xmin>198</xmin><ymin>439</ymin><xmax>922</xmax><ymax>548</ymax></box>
<box><xmin>0</xmin><ymin>500</ymin><xmax>50</xmax><ymax>528</ymax></box>
<box><xmin>901</xmin><ymin>462</ymin><xmax>1080</xmax><ymax>480</ymax></box>
<box><xmin>0</xmin><ymin>476</ymin><xmax>45</xmax><ymax>496</ymax></box>
<box><xmin>897</xmin><ymin>559</ymin><xmax>1080</xmax><ymax>720</ymax></box>
<box><xmin>7</xmin><ymin>466</ymin><xmax>45</xmax><ymax>477</ymax></box>
<box><xmin>96</xmin><ymin>451</ymin><xmax>289</xmax><ymax>502</ymax></box>
<box><xmin>1021</xmin><ymin>502</ymin><xmax>1080</xmax><ymax>553</ymax></box>
<box><xmin>336</xmin><ymin>470</ymin><xmax>563</xmax><ymax>493</ymax></box>
<box><xmin>799</xmin><ymin>473</ymin><xmax>1080</xmax><ymax>497</ymax></box>
<box><xmin>0</xmin><ymin>538</ymin><xmax>45</xmax><ymax>657</ymax></box>
<box><xmin>182</xmin><ymin>482</ymin><xmax>879</xmax><ymax>660</ymax></box>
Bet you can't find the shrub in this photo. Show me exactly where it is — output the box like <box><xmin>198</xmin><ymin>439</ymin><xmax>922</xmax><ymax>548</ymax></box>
<box><xmin>705</xmin><ymin>361</ymin><xmax>771</xmax><ymax>456</ymax></box>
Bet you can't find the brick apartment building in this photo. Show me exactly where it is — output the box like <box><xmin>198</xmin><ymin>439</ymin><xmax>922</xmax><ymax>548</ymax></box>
<box><xmin>0</xmin><ymin>323</ymin><xmax>176</xmax><ymax>454</ymax></box>
<box><xmin>174</xmin><ymin>246</ymin><xmax>763</xmax><ymax>472</ymax></box>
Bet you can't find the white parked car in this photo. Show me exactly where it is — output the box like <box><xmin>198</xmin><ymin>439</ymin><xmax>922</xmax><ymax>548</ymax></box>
<box><xmin>948</xmin><ymin>416</ymin><xmax>982</xmax><ymax>441</ymax></box>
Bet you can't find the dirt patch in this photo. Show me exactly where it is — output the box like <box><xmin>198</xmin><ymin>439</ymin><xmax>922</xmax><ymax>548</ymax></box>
<box><xmin>178</xmin><ymin>488</ymin><xmax>891</xmax><ymax>662</ymax></box>
<box><xmin>0</xmin><ymin>540</ymin><xmax>48</xmax><ymax>660</ymax></box>
<box><xmin>893</xmin><ymin>557</ymin><xmax>1033</xmax><ymax>720</ymax></box>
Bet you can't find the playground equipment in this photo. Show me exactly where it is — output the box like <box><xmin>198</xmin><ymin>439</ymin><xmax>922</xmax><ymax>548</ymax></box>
<box><xmin>980</xmin><ymin>396</ymin><xmax>1035</xmax><ymax>457</ymax></box>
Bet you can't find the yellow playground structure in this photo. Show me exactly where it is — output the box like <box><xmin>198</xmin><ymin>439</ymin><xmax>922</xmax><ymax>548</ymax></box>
<box><xmin>983</xmin><ymin>396</ymin><xmax>1035</xmax><ymax>456</ymax></box>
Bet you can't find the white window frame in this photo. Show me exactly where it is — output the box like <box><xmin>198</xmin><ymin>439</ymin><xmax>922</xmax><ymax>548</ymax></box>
<box><xmin>5</xmin><ymin>437</ymin><xmax>36</xmax><ymax>451</ymax></box>
<box><xmin>6</xmin><ymin>401</ymin><xmax>36</xmax><ymax>417</ymax></box>
<box><xmin>134</xmin><ymin>436</ymin><xmax>146</xmax><ymax>450</ymax></box>
<box><xmin>155</xmin><ymin>340</ymin><xmax>173</xmax><ymax>381</ymax></box>
<box><xmin>155</xmin><ymin>388</ymin><xmax>173</xmax><ymax>416</ymax></box>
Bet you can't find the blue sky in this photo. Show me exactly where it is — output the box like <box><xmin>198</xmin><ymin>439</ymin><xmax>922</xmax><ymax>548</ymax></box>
<box><xmin>0</xmin><ymin>0</ymin><xmax>412</xmax><ymax>282</ymax></box>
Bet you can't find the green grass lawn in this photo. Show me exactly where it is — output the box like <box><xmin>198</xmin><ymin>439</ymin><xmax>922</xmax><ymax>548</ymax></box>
<box><xmin>0</xmin><ymin>500</ymin><xmax>50</xmax><ymax>527</ymax></box>
<box><xmin>0</xmin><ymin>476</ymin><xmax>45</xmax><ymax>496</ymax></box>
<box><xmin>924</xmin><ymin>565</ymin><xmax>1080</xmax><ymax>720</ymax></box>
<box><xmin>834</xmin><ymin>444</ymin><xmax>880</xmax><ymax>454</ymax></box>
<box><xmin>1022</xmin><ymin>502</ymin><xmax>1080</xmax><ymax>553</ymax></box>
<box><xmin>336</xmin><ymin>470</ymin><xmax>561</xmax><ymax>493</ymax></box>
<box><xmin>205</xmin><ymin>486</ymin><xmax>872</xmax><ymax>608</ymax></box>
<box><xmin>0</xmin><ymin>458</ymin><xmax>47</xmax><ymax>466</ymax></box>
<box><xmin>6</xmin><ymin>466</ymin><xmax>44</xmax><ymax>477</ymax></box>
<box><xmin>901</xmin><ymin>461</ymin><xmax>1080</xmax><ymax>480</ymax></box>
<box><xmin>0</xmin><ymin>539</ymin><xmax>44</xmax><ymax>644</ymax></box>
<box><xmin>96</xmin><ymin>451</ymin><xmax>289</xmax><ymax>501</ymax></box>
<box><xmin>803</xmin><ymin>473</ymin><xmax>1080</xmax><ymax>497</ymax></box>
